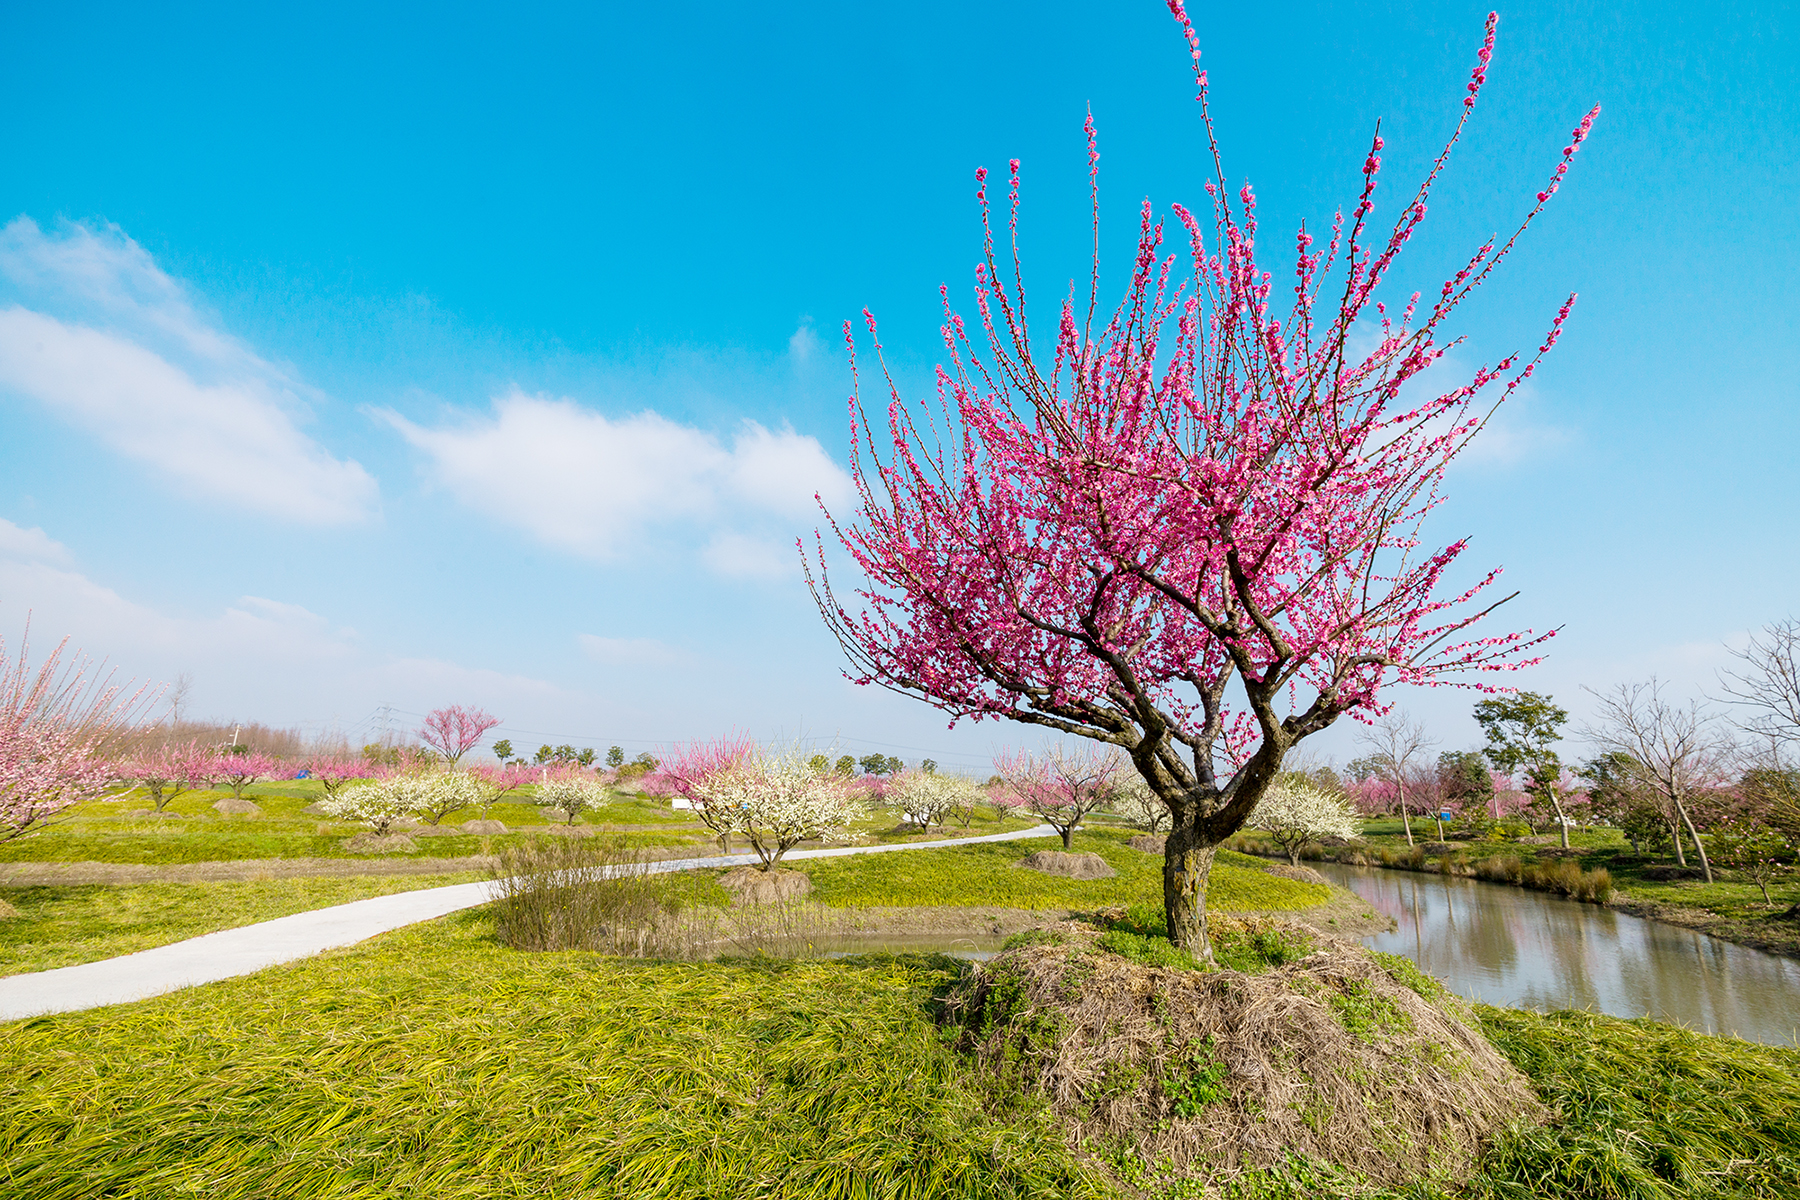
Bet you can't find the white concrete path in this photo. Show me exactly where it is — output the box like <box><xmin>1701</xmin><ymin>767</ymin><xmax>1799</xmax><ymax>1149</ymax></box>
<box><xmin>0</xmin><ymin>824</ymin><xmax>1058</xmax><ymax>1021</ymax></box>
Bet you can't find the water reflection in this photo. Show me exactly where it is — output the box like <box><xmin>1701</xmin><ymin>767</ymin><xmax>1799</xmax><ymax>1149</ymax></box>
<box><xmin>1316</xmin><ymin>862</ymin><xmax>1800</xmax><ymax>1047</ymax></box>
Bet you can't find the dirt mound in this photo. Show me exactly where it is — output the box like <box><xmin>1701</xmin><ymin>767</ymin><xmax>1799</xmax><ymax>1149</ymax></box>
<box><xmin>1127</xmin><ymin>835</ymin><xmax>1166</xmax><ymax>854</ymax></box>
<box><xmin>1422</xmin><ymin>841</ymin><xmax>1458</xmax><ymax>855</ymax></box>
<box><xmin>1265</xmin><ymin>862</ymin><xmax>1330</xmax><ymax>887</ymax></box>
<box><xmin>462</xmin><ymin>819</ymin><xmax>507</xmax><ymax>834</ymax></box>
<box><xmin>718</xmin><ymin>866</ymin><xmax>813</xmax><ymax>906</ymax></box>
<box><xmin>300</xmin><ymin>801</ymin><xmax>333</xmax><ymax>815</ymax></box>
<box><xmin>944</xmin><ymin>922</ymin><xmax>1542</xmax><ymax>1193</ymax></box>
<box><xmin>342</xmin><ymin>833</ymin><xmax>418</xmax><ymax>854</ymax></box>
<box><xmin>1015</xmin><ymin>850</ymin><xmax>1117</xmax><ymax>879</ymax></box>
<box><xmin>211</xmin><ymin>799</ymin><xmax>261</xmax><ymax>815</ymax></box>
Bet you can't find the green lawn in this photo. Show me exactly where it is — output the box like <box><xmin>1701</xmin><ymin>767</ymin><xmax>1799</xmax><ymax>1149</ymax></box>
<box><xmin>0</xmin><ymin>783</ymin><xmax>705</xmax><ymax>865</ymax></box>
<box><xmin>0</xmin><ymin>874</ymin><xmax>484</xmax><ymax>976</ymax></box>
<box><xmin>796</xmin><ymin>828</ymin><xmax>1330</xmax><ymax>912</ymax></box>
<box><xmin>4</xmin><ymin>907</ymin><xmax>1794</xmax><ymax>1200</ymax></box>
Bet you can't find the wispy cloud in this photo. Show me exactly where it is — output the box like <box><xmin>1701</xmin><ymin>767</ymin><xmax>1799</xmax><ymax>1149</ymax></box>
<box><xmin>379</xmin><ymin>390</ymin><xmax>853</xmax><ymax>569</ymax></box>
<box><xmin>0</xmin><ymin>217</ymin><xmax>379</xmax><ymax>525</ymax></box>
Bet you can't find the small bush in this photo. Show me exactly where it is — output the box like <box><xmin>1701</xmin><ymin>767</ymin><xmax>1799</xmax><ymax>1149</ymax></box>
<box><xmin>490</xmin><ymin>836</ymin><xmax>694</xmax><ymax>954</ymax></box>
<box><xmin>1327</xmin><ymin>980</ymin><xmax>1413</xmax><ymax>1040</ymax></box>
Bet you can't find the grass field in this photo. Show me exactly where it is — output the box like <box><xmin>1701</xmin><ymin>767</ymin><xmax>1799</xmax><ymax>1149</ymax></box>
<box><xmin>4</xmin><ymin>905</ymin><xmax>1795</xmax><ymax>1200</ymax></box>
<box><xmin>0</xmin><ymin>783</ymin><xmax>706</xmax><ymax>865</ymax></box>
<box><xmin>0</xmin><ymin>873</ymin><xmax>485</xmax><ymax>976</ymax></box>
<box><xmin>797</xmin><ymin>828</ymin><xmax>1331</xmax><ymax>912</ymax></box>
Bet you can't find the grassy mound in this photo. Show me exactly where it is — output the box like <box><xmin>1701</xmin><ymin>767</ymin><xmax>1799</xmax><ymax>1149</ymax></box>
<box><xmin>943</xmin><ymin>919</ymin><xmax>1543</xmax><ymax>1195</ymax></box>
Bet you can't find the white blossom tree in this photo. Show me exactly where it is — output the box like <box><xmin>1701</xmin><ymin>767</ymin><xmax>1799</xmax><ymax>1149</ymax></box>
<box><xmin>322</xmin><ymin>770</ymin><xmax>486</xmax><ymax>834</ymax></box>
<box><xmin>658</xmin><ymin>741</ymin><xmax>864</xmax><ymax>869</ymax></box>
<box><xmin>535</xmin><ymin>773</ymin><xmax>609</xmax><ymax>826</ymax></box>
<box><xmin>1248</xmin><ymin>778</ymin><xmax>1362</xmax><ymax>866</ymax></box>
<box><xmin>1110</xmin><ymin>767</ymin><xmax>1171</xmax><ymax>834</ymax></box>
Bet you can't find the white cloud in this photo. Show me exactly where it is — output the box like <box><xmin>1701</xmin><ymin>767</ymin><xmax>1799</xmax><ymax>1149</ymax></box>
<box><xmin>380</xmin><ymin>390</ymin><xmax>853</xmax><ymax>568</ymax></box>
<box><xmin>0</xmin><ymin>527</ymin><xmax>571</xmax><ymax>725</ymax></box>
<box><xmin>788</xmin><ymin>317</ymin><xmax>821</xmax><ymax>365</ymax></box>
<box><xmin>0</xmin><ymin>517</ymin><xmax>72</xmax><ymax>565</ymax></box>
<box><xmin>0</xmin><ymin>217</ymin><xmax>378</xmax><ymax>525</ymax></box>
<box><xmin>700</xmin><ymin>531</ymin><xmax>795</xmax><ymax>580</ymax></box>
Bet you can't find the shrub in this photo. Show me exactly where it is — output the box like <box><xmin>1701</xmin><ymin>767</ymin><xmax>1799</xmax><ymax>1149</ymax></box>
<box><xmin>490</xmin><ymin>837</ymin><xmax>690</xmax><ymax>954</ymax></box>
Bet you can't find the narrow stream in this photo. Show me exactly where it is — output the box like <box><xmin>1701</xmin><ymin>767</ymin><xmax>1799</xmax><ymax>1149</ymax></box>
<box><xmin>1314</xmin><ymin>862</ymin><xmax>1800</xmax><ymax>1047</ymax></box>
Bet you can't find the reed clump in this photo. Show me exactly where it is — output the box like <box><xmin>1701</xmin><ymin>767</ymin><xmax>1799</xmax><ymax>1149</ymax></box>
<box><xmin>1472</xmin><ymin>855</ymin><xmax>1612</xmax><ymax>902</ymax></box>
<box><xmin>490</xmin><ymin>836</ymin><xmax>846</xmax><ymax>958</ymax></box>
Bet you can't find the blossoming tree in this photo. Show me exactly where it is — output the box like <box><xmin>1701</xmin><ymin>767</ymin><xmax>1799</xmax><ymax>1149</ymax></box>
<box><xmin>807</xmin><ymin>5</ymin><xmax>1594</xmax><ymax>953</ymax></box>
<box><xmin>120</xmin><ymin>741</ymin><xmax>213</xmax><ymax>812</ymax></box>
<box><xmin>657</xmin><ymin>739</ymin><xmax>864</xmax><ymax>869</ymax></box>
<box><xmin>418</xmin><ymin>705</ymin><xmax>503</xmax><ymax>768</ymax></box>
<box><xmin>2</xmin><ymin>626</ymin><xmax>152</xmax><ymax>840</ymax></box>
<box><xmin>1248</xmin><ymin>778</ymin><xmax>1362</xmax><ymax>866</ymax></box>
<box><xmin>994</xmin><ymin>746</ymin><xmax>1118</xmax><ymax>849</ymax></box>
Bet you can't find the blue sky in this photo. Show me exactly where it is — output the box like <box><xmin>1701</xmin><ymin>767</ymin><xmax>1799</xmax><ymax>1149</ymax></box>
<box><xmin>0</xmin><ymin>1</ymin><xmax>1793</xmax><ymax>772</ymax></box>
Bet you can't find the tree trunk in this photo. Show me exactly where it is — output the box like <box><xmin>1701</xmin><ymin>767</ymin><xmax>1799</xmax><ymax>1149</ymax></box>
<box><xmin>1164</xmin><ymin>831</ymin><xmax>1217</xmax><ymax>961</ymax></box>
<box><xmin>1398</xmin><ymin>789</ymin><xmax>1414</xmax><ymax>846</ymax></box>
<box><xmin>1672</xmin><ymin>796</ymin><xmax>1713</xmax><ymax>884</ymax></box>
<box><xmin>1544</xmin><ymin>790</ymin><xmax>1570</xmax><ymax>850</ymax></box>
<box><xmin>1060</xmin><ymin>824</ymin><xmax>1074</xmax><ymax>850</ymax></box>
<box><xmin>1670</xmin><ymin>822</ymin><xmax>1687</xmax><ymax>866</ymax></box>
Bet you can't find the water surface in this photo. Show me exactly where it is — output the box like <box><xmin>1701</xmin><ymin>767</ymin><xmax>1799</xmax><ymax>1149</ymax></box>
<box><xmin>1315</xmin><ymin>861</ymin><xmax>1800</xmax><ymax>1047</ymax></box>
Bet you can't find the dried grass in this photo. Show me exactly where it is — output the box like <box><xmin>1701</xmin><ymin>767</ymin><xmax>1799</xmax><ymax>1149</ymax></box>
<box><xmin>944</xmin><ymin>920</ymin><xmax>1544</xmax><ymax>1194</ymax></box>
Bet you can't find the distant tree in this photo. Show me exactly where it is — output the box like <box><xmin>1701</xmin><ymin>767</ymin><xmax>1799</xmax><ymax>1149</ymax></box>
<box><xmin>576</xmin><ymin>748</ymin><xmax>596</xmax><ymax>767</ymax></box>
<box><xmin>606</xmin><ymin>746</ymin><xmax>625</xmax><ymax>769</ymax></box>
<box><xmin>533</xmin><ymin>744</ymin><xmax>554</xmax><ymax>766</ymax></box>
<box><xmin>1719</xmin><ymin>618</ymin><xmax>1800</xmax><ymax>748</ymax></box>
<box><xmin>1111</xmin><ymin>767</ymin><xmax>1171</xmax><ymax>835</ymax></box>
<box><xmin>1475</xmin><ymin>691</ymin><xmax>1572</xmax><ymax>848</ymax></box>
<box><xmin>120</xmin><ymin>741</ymin><xmax>211</xmax><ymax>812</ymax></box>
<box><xmin>467</xmin><ymin>762</ymin><xmax>535</xmax><ymax>814</ymax></box>
<box><xmin>994</xmin><ymin>745</ymin><xmax>1115</xmax><ymax>850</ymax></box>
<box><xmin>834</xmin><ymin>755</ymin><xmax>856</xmax><ymax>777</ymax></box>
<box><xmin>1583</xmin><ymin>679</ymin><xmax>1729</xmax><ymax>882</ymax></box>
<box><xmin>417</xmin><ymin>705</ymin><xmax>502</xmax><ymax>768</ymax></box>
<box><xmin>491</xmin><ymin>738</ymin><xmax>515</xmax><ymax>764</ymax></box>
<box><xmin>859</xmin><ymin>753</ymin><xmax>902</xmax><ymax>776</ymax></box>
<box><xmin>1438</xmin><ymin>750</ymin><xmax>1495</xmax><ymax>816</ymax></box>
<box><xmin>1355</xmin><ymin>713</ymin><xmax>1437</xmax><ymax>846</ymax></box>
<box><xmin>535</xmin><ymin>772</ymin><xmax>608</xmax><ymax>826</ymax></box>
<box><xmin>1248</xmin><ymin>777</ymin><xmax>1362</xmax><ymax>866</ymax></box>
<box><xmin>213</xmin><ymin>750</ymin><xmax>278</xmax><ymax>800</ymax></box>
<box><xmin>807</xmin><ymin>753</ymin><xmax>830</xmax><ymax>774</ymax></box>
<box><xmin>1740</xmin><ymin>764</ymin><xmax>1800</xmax><ymax>851</ymax></box>
<box><xmin>922</xmin><ymin>758</ymin><xmax>938</xmax><ymax>774</ymax></box>
<box><xmin>300</xmin><ymin>755</ymin><xmax>365</xmax><ymax>798</ymax></box>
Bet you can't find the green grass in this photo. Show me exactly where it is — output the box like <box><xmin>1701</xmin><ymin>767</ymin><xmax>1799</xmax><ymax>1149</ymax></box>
<box><xmin>0</xmin><ymin>784</ymin><xmax>704</xmax><ymax>865</ymax></box>
<box><xmin>0</xmin><ymin>874</ymin><xmax>484</xmax><ymax>976</ymax></box>
<box><xmin>5</xmin><ymin>905</ymin><xmax>1796</xmax><ymax>1200</ymax></box>
<box><xmin>0</xmin><ymin>912</ymin><xmax>1103</xmax><ymax>1200</ymax></box>
<box><xmin>795</xmin><ymin>829</ymin><xmax>1331</xmax><ymax>912</ymax></box>
<box><xmin>1469</xmin><ymin>1006</ymin><xmax>1800</xmax><ymax>1199</ymax></box>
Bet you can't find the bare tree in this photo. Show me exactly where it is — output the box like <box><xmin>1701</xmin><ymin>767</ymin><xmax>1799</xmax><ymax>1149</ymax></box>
<box><xmin>1583</xmin><ymin>679</ymin><xmax>1731</xmax><ymax>883</ymax></box>
<box><xmin>1719</xmin><ymin>618</ymin><xmax>1800</xmax><ymax>747</ymax></box>
<box><xmin>1355</xmin><ymin>712</ymin><xmax>1438</xmax><ymax>847</ymax></box>
<box><xmin>165</xmin><ymin>671</ymin><xmax>193</xmax><ymax>726</ymax></box>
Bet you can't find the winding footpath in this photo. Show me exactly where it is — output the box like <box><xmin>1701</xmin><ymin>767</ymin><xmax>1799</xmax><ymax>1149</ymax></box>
<box><xmin>0</xmin><ymin>824</ymin><xmax>1058</xmax><ymax>1022</ymax></box>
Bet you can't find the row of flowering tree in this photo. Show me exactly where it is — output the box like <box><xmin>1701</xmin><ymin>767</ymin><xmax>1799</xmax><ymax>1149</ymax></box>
<box><xmin>805</xmin><ymin>3</ymin><xmax>1598</xmax><ymax>953</ymax></box>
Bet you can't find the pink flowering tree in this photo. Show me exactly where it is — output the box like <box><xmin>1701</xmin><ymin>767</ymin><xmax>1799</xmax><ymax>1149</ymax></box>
<box><xmin>806</xmin><ymin>6</ymin><xmax>1595</xmax><ymax>953</ymax></box>
<box><xmin>993</xmin><ymin>746</ymin><xmax>1118</xmax><ymax>850</ymax></box>
<box><xmin>213</xmin><ymin>750</ymin><xmax>278</xmax><ymax>800</ymax></box>
<box><xmin>649</xmin><ymin>734</ymin><xmax>760</xmax><ymax>852</ymax></box>
<box><xmin>299</xmin><ymin>756</ymin><xmax>366</xmax><ymax>798</ymax></box>
<box><xmin>2</xmin><ymin>625</ymin><xmax>154</xmax><ymax>840</ymax></box>
<box><xmin>418</xmin><ymin>705</ymin><xmax>503</xmax><ymax>768</ymax></box>
<box><xmin>121</xmin><ymin>741</ymin><xmax>213</xmax><ymax>812</ymax></box>
<box><xmin>467</xmin><ymin>762</ymin><xmax>535</xmax><ymax>814</ymax></box>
